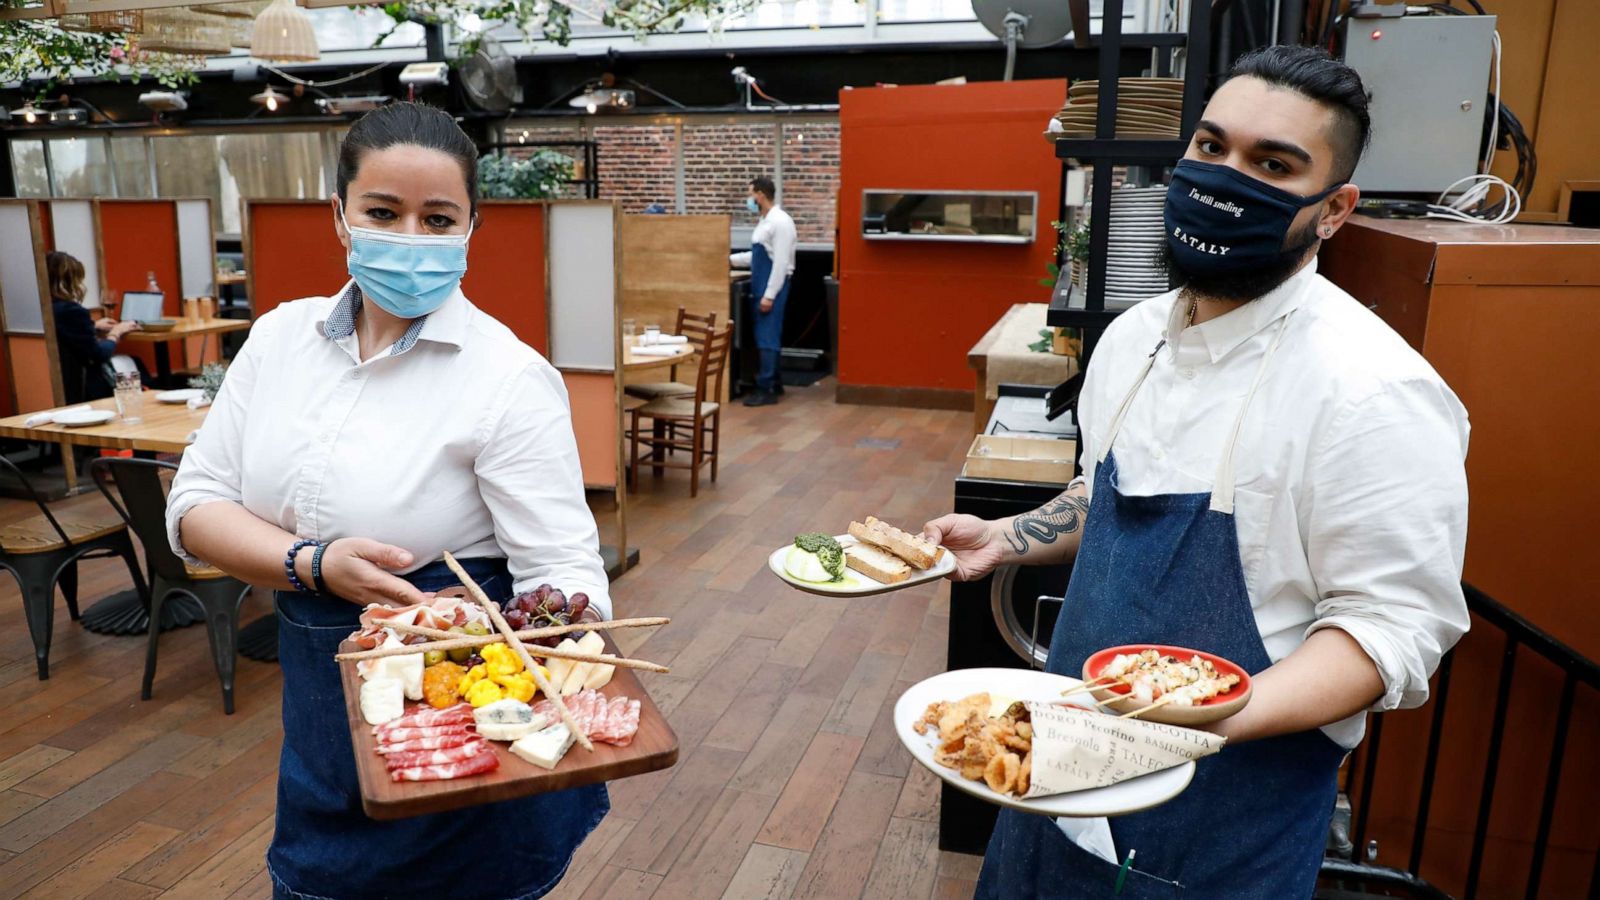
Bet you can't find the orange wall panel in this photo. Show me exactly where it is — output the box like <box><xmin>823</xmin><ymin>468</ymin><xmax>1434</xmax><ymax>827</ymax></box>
<box><xmin>8</xmin><ymin>336</ymin><xmax>55</xmax><ymax>413</ymax></box>
<box><xmin>246</xmin><ymin>201</ymin><xmax>348</xmax><ymax>317</ymax></box>
<box><xmin>99</xmin><ymin>200</ymin><xmax>180</xmax><ymax>375</ymax></box>
<box><xmin>837</xmin><ymin>80</ymin><xmax>1065</xmax><ymax>393</ymax></box>
<box><xmin>561</xmin><ymin>371</ymin><xmax>617</xmax><ymax>489</ymax></box>
<box><xmin>461</xmin><ymin>202</ymin><xmax>549</xmax><ymax>355</ymax></box>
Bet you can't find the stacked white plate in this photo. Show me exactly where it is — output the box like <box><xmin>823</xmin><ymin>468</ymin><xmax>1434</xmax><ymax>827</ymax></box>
<box><xmin>1103</xmin><ymin>185</ymin><xmax>1170</xmax><ymax>305</ymax></box>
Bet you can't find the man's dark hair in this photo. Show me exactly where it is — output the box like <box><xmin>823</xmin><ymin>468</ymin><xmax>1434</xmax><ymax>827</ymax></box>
<box><xmin>338</xmin><ymin>101</ymin><xmax>479</xmax><ymax>215</ymax></box>
<box><xmin>751</xmin><ymin>176</ymin><xmax>776</xmax><ymax>202</ymax></box>
<box><xmin>1228</xmin><ymin>45</ymin><xmax>1371</xmax><ymax>184</ymax></box>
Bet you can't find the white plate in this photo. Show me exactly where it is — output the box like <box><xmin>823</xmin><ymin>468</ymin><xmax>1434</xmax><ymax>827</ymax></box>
<box><xmin>896</xmin><ymin>668</ymin><xmax>1196</xmax><ymax>817</ymax></box>
<box><xmin>53</xmin><ymin>409</ymin><xmax>116</xmax><ymax>427</ymax></box>
<box><xmin>768</xmin><ymin>533</ymin><xmax>955</xmax><ymax>597</ymax></box>
<box><xmin>155</xmin><ymin>388</ymin><xmax>204</xmax><ymax>404</ymax></box>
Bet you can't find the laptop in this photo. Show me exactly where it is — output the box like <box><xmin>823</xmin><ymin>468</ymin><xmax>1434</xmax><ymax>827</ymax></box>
<box><xmin>119</xmin><ymin>291</ymin><xmax>165</xmax><ymax>324</ymax></box>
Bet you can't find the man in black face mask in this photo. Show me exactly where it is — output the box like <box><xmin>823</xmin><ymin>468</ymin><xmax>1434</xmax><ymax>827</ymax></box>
<box><xmin>924</xmin><ymin>46</ymin><xmax>1472</xmax><ymax>897</ymax></box>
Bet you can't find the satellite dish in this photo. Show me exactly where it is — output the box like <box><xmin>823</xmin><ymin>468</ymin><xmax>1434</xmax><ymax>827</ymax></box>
<box><xmin>972</xmin><ymin>0</ymin><xmax>1075</xmax><ymax>80</ymax></box>
<box><xmin>460</xmin><ymin>37</ymin><xmax>520</xmax><ymax>113</ymax></box>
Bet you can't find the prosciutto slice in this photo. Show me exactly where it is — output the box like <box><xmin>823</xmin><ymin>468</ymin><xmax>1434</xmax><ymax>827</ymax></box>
<box><xmin>374</xmin><ymin>723</ymin><xmax>473</xmax><ymax>744</ymax></box>
<box><xmin>348</xmin><ymin>596</ymin><xmax>492</xmax><ymax>650</ymax></box>
<box><xmin>389</xmin><ymin>747</ymin><xmax>499</xmax><ymax>782</ymax></box>
<box><xmin>375</xmin><ymin>705</ymin><xmax>473</xmax><ymax>735</ymax></box>
<box><xmin>376</xmin><ymin>732</ymin><xmax>480</xmax><ymax>754</ymax></box>
<box><xmin>384</xmin><ymin>739</ymin><xmax>490</xmax><ymax>771</ymax></box>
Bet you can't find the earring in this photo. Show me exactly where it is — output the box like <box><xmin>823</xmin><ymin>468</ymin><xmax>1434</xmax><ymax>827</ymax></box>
<box><xmin>1320</xmin><ymin>226</ymin><xmax>1333</xmax><ymax>238</ymax></box>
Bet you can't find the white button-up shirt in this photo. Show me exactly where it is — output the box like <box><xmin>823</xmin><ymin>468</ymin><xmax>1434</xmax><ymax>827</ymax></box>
<box><xmin>1079</xmin><ymin>259</ymin><xmax>1470</xmax><ymax>747</ymax></box>
<box><xmin>730</xmin><ymin>205</ymin><xmax>798</xmax><ymax>301</ymax></box>
<box><xmin>166</xmin><ymin>284</ymin><xmax>612</xmax><ymax>619</ymax></box>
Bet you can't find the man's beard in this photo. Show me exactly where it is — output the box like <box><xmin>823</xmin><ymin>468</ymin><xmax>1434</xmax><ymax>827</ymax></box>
<box><xmin>1156</xmin><ymin>217</ymin><xmax>1320</xmax><ymax>303</ymax></box>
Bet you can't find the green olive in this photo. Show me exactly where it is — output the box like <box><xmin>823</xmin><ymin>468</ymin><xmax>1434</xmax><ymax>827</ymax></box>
<box><xmin>447</xmin><ymin>625</ymin><xmax>472</xmax><ymax>663</ymax></box>
<box><xmin>424</xmin><ymin>649</ymin><xmax>446</xmax><ymax>667</ymax></box>
<box><xmin>464</xmin><ymin>621</ymin><xmax>490</xmax><ymax>637</ymax></box>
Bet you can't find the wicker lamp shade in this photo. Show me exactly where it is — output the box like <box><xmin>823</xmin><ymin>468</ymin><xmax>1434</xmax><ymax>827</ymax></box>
<box><xmin>138</xmin><ymin>7</ymin><xmax>232</xmax><ymax>55</ymax></box>
<box><xmin>250</xmin><ymin>0</ymin><xmax>318</xmax><ymax>62</ymax></box>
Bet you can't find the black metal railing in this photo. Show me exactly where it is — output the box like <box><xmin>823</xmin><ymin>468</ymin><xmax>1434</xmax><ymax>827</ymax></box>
<box><xmin>1323</xmin><ymin>582</ymin><xmax>1600</xmax><ymax>899</ymax></box>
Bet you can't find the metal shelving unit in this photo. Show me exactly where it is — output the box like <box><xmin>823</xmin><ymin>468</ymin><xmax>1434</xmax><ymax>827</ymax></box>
<box><xmin>1046</xmin><ymin>0</ymin><xmax>1212</xmax><ymax>352</ymax></box>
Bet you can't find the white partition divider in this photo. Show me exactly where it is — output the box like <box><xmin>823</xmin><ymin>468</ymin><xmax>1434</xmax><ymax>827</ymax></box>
<box><xmin>176</xmin><ymin>199</ymin><xmax>215</xmax><ymax>298</ymax></box>
<box><xmin>49</xmin><ymin>200</ymin><xmax>101</xmax><ymax>309</ymax></box>
<box><xmin>547</xmin><ymin>203</ymin><xmax>617</xmax><ymax>371</ymax></box>
<box><xmin>0</xmin><ymin>203</ymin><xmax>44</xmax><ymax>334</ymax></box>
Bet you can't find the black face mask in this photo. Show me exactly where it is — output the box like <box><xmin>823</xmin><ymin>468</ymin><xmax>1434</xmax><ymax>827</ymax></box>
<box><xmin>1163</xmin><ymin>159</ymin><xmax>1341</xmax><ymax>279</ymax></box>
<box><xmin>1157</xmin><ymin>215</ymin><xmax>1321</xmax><ymax>303</ymax></box>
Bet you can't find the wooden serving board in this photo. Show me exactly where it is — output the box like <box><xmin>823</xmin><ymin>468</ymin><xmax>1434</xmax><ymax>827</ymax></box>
<box><xmin>338</xmin><ymin>636</ymin><xmax>679</xmax><ymax>820</ymax></box>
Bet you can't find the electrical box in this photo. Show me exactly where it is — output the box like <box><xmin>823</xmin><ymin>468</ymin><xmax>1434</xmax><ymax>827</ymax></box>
<box><xmin>1340</xmin><ymin>14</ymin><xmax>1496</xmax><ymax>194</ymax></box>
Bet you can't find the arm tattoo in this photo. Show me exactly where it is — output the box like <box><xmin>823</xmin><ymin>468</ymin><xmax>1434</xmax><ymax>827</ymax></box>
<box><xmin>1004</xmin><ymin>492</ymin><xmax>1091</xmax><ymax>555</ymax></box>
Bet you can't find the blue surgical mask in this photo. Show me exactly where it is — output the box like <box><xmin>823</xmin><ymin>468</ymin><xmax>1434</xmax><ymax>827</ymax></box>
<box><xmin>1163</xmin><ymin>160</ymin><xmax>1340</xmax><ymax>277</ymax></box>
<box><xmin>340</xmin><ymin>202</ymin><xmax>472</xmax><ymax>319</ymax></box>
<box><xmin>746</xmin><ymin>197</ymin><xmax>760</xmax><ymax>214</ymax></box>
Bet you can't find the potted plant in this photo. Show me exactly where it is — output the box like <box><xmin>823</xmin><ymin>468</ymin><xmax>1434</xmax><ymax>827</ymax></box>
<box><xmin>187</xmin><ymin>361</ymin><xmax>227</xmax><ymax>407</ymax></box>
<box><xmin>478</xmin><ymin>151</ymin><xmax>575</xmax><ymax>200</ymax></box>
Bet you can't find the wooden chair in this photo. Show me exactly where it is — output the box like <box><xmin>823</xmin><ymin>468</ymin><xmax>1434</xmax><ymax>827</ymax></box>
<box><xmin>0</xmin><ymin>456</ymin><xmax>148</xmax><ymax>680</ymax></box>
<box><xmin>628</xmin><ymin>323</ymin><xmax>732</xmax><ymax>497</ymax></box>
<box><xmin>624</xmin><ymin>307</ymin><xmax>718</xmax><ymax>401</ymax></box>
<box><xmin>90</xmin><ymin>458</ymin><xmax>252</xmax><ymax>714</ymax></box>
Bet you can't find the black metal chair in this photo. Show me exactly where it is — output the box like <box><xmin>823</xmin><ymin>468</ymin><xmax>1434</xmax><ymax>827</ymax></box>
<box><xmin>90</xmin><ymin>458</ymin><xmax>252</xmax><ymax>714</ymax></box>
<box><xmin>0</xmin><ymin>455</ymin><xmax>147</xmax><ymax>680</ymax></box>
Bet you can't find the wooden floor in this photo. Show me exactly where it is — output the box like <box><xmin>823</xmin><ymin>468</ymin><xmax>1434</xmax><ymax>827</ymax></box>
<box><xmin>0</xmin><ymin>378</ymin><xmax>986</xmax><ymax>900</ymax></box>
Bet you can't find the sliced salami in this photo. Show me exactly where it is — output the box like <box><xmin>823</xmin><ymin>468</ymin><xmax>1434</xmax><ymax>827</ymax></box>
<box><xmin>375</xmin><ymin>723</ymin><xmax>474</xmax><ymax>743</ymax></box>
<box><xmin>375</xmin><ymin>704</ymin><xmax>473</xmax><ymax>734</ymax></box>
<box><xmin>383</xmin><ymin>739</ymin><xmax>490</xmax><ymax>771</ymax></box>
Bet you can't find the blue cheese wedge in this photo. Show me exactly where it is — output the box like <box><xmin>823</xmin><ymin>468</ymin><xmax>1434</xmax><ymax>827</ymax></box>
<box><xmin>474</xmin><ymin>700</ymin><xmax>552</xmax><ymax>741</ymax></box>
<box><xmin>509</xmin><ymin>723</ymin><xmax>576</xmax><ymax>769</ymax></box>
<box><xmin>360</xmin><ymin>677</ymin><xmax>405</xmax><ymax>725</ymax></box>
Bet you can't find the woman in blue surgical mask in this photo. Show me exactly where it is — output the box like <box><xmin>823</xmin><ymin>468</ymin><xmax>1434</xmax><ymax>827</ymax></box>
<box><xmin>167</xmin><ymin>102</ymin><xmax>612</xmax><ymax>900</ymax></box>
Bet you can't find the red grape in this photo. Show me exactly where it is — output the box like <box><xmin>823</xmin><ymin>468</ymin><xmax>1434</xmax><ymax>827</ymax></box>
<box><xmin>567</xmin><ymin>593</ymin><xmax>589</xmax><ymax>620</ymax></box>
<box><xmin>545</xmin><ymin>594</ymin><xmax>567</xmax><ymax>614</ymax></box>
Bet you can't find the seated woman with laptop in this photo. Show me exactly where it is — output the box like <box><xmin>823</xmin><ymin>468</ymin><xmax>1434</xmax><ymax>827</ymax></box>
<box><xmin>48</xmin><ymin>251</ymin><xmax>143</xmax><ymax>403</ymax></box>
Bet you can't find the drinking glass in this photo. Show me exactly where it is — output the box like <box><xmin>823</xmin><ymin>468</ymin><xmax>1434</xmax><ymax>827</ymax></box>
<box><xmin>622</xmin><ymin>319</ymin><xmax>637</xmax><ymax>342</ymax></box>
<box><xmin>114</xmin><ymin>372</ymin><xmax>143</xmax><ymax>424</ymax></box>
<box><xmin>643</xmin><ymin>323</ymin><xmax>662</xmax><ymax>345</ymax></box>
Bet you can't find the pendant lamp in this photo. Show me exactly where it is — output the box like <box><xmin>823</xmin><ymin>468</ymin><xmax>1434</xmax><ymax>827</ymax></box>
<box><xmin>250</xmin><ymin>0</ymin><xmax>318</xmax><ymax>62</ymax></box>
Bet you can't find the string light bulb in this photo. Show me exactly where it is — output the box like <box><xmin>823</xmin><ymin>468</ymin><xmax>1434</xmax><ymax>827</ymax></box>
<box><xmin>252</xmin><ymin>85</ymin><xmax>288</xmax><ymax>112</ymax></box>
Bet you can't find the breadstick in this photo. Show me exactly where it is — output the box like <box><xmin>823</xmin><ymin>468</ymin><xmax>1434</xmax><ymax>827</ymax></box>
<box><xmin>443</xmin><ymin>552</ymin><xmax>592</xmax><ymax>751</ymax></box>
<box><xmin>334</xmin><ymin>639</ymin><xmax>669</xmax><ymax>673</ymax></box>
<box><xmin>386</xmin><ymin>616</ymin><xmax>669</xmax><ymax>645</ymax></box>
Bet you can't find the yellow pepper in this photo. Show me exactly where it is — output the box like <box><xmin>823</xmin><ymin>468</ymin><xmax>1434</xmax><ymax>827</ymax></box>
<box><xmin>465</xmin><ymin>678</ymin><xmax>505</xmax><ymax>707</ymax></box>
<box><xmin>493</xmin><ymin>671</ymin><xmax>536</xmax><ymax>704</ymax></box>
<box><xmin>482</xmin><ymin>642</ymin><xmax>523</xmax><ymax>677</ymax></box>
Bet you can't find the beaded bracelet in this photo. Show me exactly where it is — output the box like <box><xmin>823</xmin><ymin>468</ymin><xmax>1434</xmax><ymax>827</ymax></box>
<box><xmin>310</xmin><ymin>541</ymin><xmax>332</xmax><ymax>596</ymax></box>
<box><xmin>285</xmin><ymin>539</ymin><xmax>321</xmax><ymax>594</ymax></box>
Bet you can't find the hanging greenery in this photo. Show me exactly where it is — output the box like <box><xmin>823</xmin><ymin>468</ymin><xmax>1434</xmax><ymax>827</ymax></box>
<box><xmin>373</xmin><ymin>0</ymin><xmax>760</xmax><ymax>55</ymax></box>
<box><xmin>0</xmin><ymin>16</ymin><xmax>203</xmax><ymax>98</ymax></box>
<box><xmin>478</xmin><ymin>149</ymin><xmax>573</xmax><ymax>200</ymax></box>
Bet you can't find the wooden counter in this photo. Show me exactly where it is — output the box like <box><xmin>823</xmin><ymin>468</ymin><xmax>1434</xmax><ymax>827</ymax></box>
<box><xmin>1320</xmin><ymin>216</ymin><xmax>1600</xmax><ymax>897</ymax></box>
<box><xmin>967</xmin><ymin>303</ymin><xmax>1079</xmax><ymax>435</ymax></box>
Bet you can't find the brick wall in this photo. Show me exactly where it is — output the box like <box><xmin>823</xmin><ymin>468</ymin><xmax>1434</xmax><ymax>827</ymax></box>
<box><xmin>502</xmin><ymin>117</ymin><xmax>842</xmax><ymax>243</ymax></box>
<box><xmin>593</xmin><ymin>124</ymin><xmax>678</xmax><ymax>212</ymax></box>
<box><xmin>505</xmin><ymin>123</ymin><xmax>588</xmax><ymax>200</ymax></box>
<box><xmin>681</xmin><ymin>122</ymin><xmax>776</xmax><ymax>232</ymax></box>
<box><xmin>779</xmin><ymin>121</ymin><xmax>839</xmax><ymax>244</ymax></box>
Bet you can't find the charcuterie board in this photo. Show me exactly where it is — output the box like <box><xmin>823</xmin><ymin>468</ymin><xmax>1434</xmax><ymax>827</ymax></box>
<box><xmin>338</xmin><ymin>634</ymin><xmax>678</xmax><ymax>820</ymax></box>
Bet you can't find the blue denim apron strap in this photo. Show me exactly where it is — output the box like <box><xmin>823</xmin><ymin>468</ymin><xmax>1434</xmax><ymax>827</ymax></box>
<box><xmin>268</xmin><ymin>557</ymin><xmax>608</xmax><ymax>900</ymax></box>
<box><xmin>748</xmin><ymin>243</ymin><xmax>790</xmax><ymax>391</ymax></box>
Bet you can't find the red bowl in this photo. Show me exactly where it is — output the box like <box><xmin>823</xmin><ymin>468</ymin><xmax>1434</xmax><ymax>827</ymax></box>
<box><xmin>1079</xmin><ymin>644</ymin><xmax>1252</xmax><ymax>726</ymax></box>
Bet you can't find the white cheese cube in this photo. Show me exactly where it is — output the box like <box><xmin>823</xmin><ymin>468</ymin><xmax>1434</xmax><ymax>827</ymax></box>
<box><xmin>373</xmin><ymin>652</ymin><xmax>424</xmax><ymax>701</ymax></box>
<box><xmin>360</xmin><ymin>677</ymin><xmax>405</xmax><ymax>725</ymax></box>
<box><xmin>510</xmin><ymin>723</ymin><xmax>576</xmax><ymax>769</ymax></box>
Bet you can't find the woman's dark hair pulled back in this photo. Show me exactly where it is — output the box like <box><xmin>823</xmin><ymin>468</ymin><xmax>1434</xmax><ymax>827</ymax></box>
<box><xmin>337</xmin><ymin>101</ymin><xmax>479</xmax><ymax>214</ymax></box>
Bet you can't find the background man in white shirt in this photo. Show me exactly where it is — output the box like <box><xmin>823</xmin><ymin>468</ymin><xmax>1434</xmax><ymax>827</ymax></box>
<box><xmin>730</xmin><ymin>175</ymin><xmax>797</xmax><ymax>406</ymax></box>
<box><xmin>927</xmin><ymin>46</ymin><xmax>1470</xmax><ymax>897</ymax></box>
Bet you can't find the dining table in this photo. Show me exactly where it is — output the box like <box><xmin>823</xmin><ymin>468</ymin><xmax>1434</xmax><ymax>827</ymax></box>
<box><xmin>622</xmin><ymin>342</ymin><xmax>697</xmax><ymax>375</ymax></box>
<box><xmin>124</xmin><ymin>317</ymin><xmax>253</xmax><ymax>383</ymax></box>
<box><xmin>0</xmin><ymin>392</ymin><xmax>210</xmax><ymax>635</ymax></box>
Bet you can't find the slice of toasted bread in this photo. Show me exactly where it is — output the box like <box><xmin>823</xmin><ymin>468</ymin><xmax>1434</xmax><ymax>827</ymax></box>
<box><xmin>848</xmin><ymin>515</ymin><xmax>945</xmax><ymax>570</ymax></box>
<box><xmin>845</xmin><ymin>542</ymin><xmax>911</xmax><ymax>584</ymax></box>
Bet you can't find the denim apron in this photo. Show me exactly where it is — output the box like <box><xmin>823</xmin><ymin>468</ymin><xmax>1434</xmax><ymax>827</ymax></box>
<box><xmin>269</xmin><ymin>557</ymin><xmax>608</xmax><ymax>900</ymax></box>
<box><xmin>748</xmin><ymin>242</ymin><xmax>791</xmax><ymax>392</ymax></box>
<box><xmin>976</xmin><ymin>311</ymin><xmax>1345</xmax><ymax>899</ymax></box>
